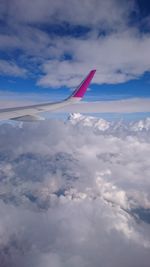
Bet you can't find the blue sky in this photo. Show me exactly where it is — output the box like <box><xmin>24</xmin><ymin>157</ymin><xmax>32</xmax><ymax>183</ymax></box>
<box><xmin>0</xmin><ymin>0</ymin><xmax>150</xmax><ymax>118</ymax></box>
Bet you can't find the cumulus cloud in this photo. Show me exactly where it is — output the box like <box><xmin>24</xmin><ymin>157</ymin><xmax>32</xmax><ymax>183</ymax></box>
<box><xmin>37</xmin><ymin>31</ymin><xmax>150</xmax><ymax>87</ymax></box>
<box><xmin>0</xmin><ymin>115</ymin><xmax>150</xmax><ymax>266</ymax></box>
<box><xmin>1</xmin><ymin>0</ymin><xmax>134</xmax><ymax>28</ymax></box>
<box><xmin>0</xmin><ymin>0</ymin><xmax>150</xmax><ymax>86</ymax></box>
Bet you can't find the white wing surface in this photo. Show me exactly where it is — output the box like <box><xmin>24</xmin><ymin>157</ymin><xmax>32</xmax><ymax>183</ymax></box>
<box><xmin>0</xmin><ymin>70</ymin><xmax>96</xmax><ymax>121</ymax></box>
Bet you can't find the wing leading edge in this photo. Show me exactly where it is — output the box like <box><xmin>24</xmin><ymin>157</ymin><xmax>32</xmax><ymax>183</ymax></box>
<box><xmin>0</xmin><ymin>70</ymin><xmax>96</xmax><ymax>121</ymax></box>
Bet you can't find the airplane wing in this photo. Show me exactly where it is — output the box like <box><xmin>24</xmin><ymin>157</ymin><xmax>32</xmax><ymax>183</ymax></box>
<box><xmin>0</xmin><ymin>70</ymin><xmax>96</xmax><ymax>121</ymax></box>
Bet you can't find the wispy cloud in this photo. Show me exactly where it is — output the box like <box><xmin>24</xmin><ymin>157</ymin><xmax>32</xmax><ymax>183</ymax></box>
<box><xmin>0</xmin><ymin>59</ymin><xmax>27</xmax><ymax>77</ymax></box>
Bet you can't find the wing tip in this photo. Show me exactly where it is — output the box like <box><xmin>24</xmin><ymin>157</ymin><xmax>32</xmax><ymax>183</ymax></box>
<box><xmin>72</xmin><ymin>69</ymin><xmax>96</xmax><ymax>98</ymax></box>
<box><xmin>91</xmin><ymin>69</ymin><xmax>96</xmax><ymax>73</ymax></box>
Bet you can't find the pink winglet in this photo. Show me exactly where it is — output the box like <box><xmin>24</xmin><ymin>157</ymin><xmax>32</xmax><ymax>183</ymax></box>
<box><xmin>73</xmin><ymin>70</ymin><xmax>96</xmax><ymax>98</ymax></box>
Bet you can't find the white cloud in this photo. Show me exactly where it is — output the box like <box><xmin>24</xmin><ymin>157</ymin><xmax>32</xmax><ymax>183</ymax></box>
<box><xmin>0</xmin><ymin>60</ymin><xmax>27</xmax><ymax>77</ymax></box>
<box><xmin>38</xmin><ymin>32</ymin><xmax>150</xmax><ymax>87</ymax></box>
<box><xmin>57</xmin><ymin>98</ymin><xmax>150</xmax><ymax>113</ymax></box>
<box><xmin>3</xmin><ymin>0</ymin><xmax>133</xmax><ymax>28</ymax></box>
<box><xmin>0</xmin><ymin>0</ymin><xmax>150</xmax><ymax>86</ymax></box>
<box><xmin>0</xmin><ymin>116</ymin><xmax>150</xmax><ymax>266</ymax></box>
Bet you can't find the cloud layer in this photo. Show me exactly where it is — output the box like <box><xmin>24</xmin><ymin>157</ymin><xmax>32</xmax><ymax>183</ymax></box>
<box><xmin>58</xmin><ymin>98</ymin><xmax>150</xmax><ymax>113</ymax></box>
<box><xmin>0</xmin><ymin>115</ymin><xmax>150</xmax><ymax>266</ymax></box>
